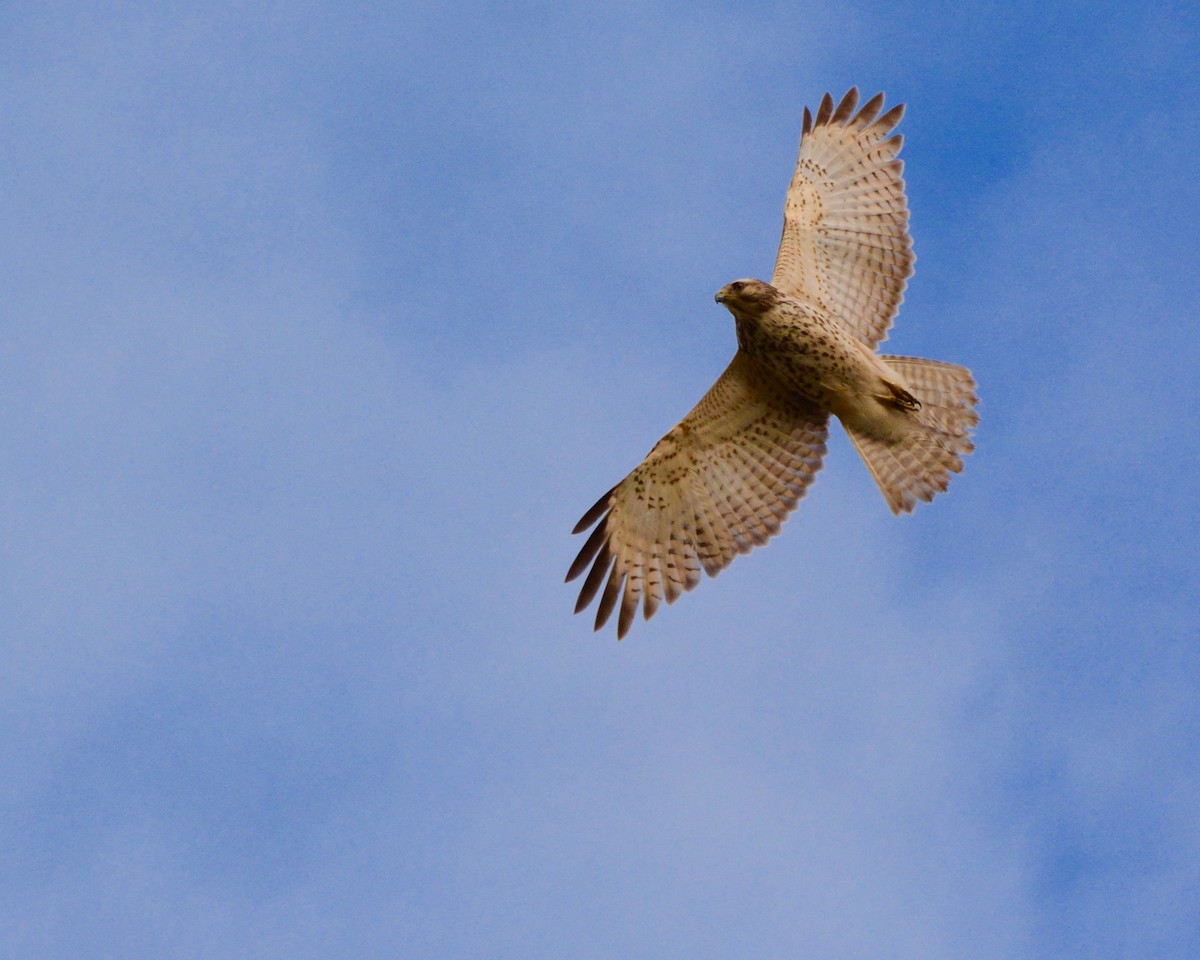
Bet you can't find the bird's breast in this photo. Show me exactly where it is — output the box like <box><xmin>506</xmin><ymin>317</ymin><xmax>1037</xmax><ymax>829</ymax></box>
<box><xmin>740</xmin><ymin>312</ymin><xmax>866</xmax><ymax>407</ymax></box>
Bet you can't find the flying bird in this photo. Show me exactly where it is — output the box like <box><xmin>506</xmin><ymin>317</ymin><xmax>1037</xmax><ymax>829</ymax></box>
<box><xmin>567</xmin><ymin>88</ymin><xmax>978</xmax><ymax>639</ymax></box>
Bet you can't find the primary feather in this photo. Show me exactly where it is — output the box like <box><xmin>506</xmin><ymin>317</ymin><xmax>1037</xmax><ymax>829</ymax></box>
<box><xmin>568</xmin><ymin>89</ymin><xmax>976</xmax><ymax>639</ymax></box>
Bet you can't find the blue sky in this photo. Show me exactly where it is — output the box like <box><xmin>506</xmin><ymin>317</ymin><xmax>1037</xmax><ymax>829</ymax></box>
<box><xmin>2</xmin><ymin>1</ymin><xmax>1198</xmax><ymax>956</ymax></box>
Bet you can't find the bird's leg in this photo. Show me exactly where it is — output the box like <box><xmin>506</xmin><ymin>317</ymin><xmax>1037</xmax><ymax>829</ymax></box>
<box><xmin>879</xmin><ymin>380</ymin><xmax>921</xmax><ymax>411</ymax></box>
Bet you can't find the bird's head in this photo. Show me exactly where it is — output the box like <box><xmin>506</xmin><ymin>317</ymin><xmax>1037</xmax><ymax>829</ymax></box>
<box><xmin>714</xmin><ymin>278</ymin><xmax>778</xmax><ymax>318</ymax></box>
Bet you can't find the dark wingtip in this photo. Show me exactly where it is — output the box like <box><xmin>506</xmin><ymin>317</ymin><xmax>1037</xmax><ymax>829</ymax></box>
<box><xmin>830</xmin><ymin>86</ymin><xmax>859</xmax><ymax>124</ymax></box>
<box><xmin>814</xmin><ymin>91</ymin><xmax>835</xmax><ymax>127</ymax></box>
<box><xmin>594</xmin><ymin>565</ymin><xmax>623</xmax><ymax>631</ymax></box>
<box><xmin>615</xmin><ymin>578</ymin><xmax>641</xmax><ymax>640</ymax></box>
<box><xmin>574</xmin><ymin>543</ymin><xmax>612</xmax><ymax>613</ymax></box>
<box><xmin>856</xmin><ymin>92</ymin><xmax>885</xmax><ymax>127</ymax></box>
<box><xmin>874</xmin><ymin>102</ymin><xmax>905</xmax><ymax>135</ymax></box>
<box><xmin>572</xmin><ymin>485</ymin><xmax>616</xmax><ymax>535</ymax></box>
<box><xmin>566</xmin><ymin>519</ymin><xmax>608</xmax><ymax>582</ymax></box>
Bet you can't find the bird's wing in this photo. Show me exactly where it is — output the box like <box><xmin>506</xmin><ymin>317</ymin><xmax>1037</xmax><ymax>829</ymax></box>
<box><xmin>567</xmin><ymin>351</ymin><xmax>829</xmax><ymax>639</ymax></box>
<box><xmin>771</xmin><ymin>87</ymin><xmax>914</xmax><ymax>349</ymax></box>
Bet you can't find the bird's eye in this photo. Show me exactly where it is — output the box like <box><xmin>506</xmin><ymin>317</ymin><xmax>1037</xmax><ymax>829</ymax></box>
<box><xmin>731</xmin><ymin>281</ymin><xmax>744</xmax><ymax>293</ymax></box>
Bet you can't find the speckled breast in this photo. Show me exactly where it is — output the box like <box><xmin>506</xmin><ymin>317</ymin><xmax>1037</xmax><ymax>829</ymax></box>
<box><xmin>735</xmin><ymin>306</ymin><xmax>863</xmax><ymax>406</ymax></box>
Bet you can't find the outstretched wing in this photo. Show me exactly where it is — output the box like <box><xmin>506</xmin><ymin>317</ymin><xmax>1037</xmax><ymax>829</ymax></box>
<box><xmin>567</xmin><ymin>352</ymin><xmax>829</xmax><ymax>639</ymax></box>
<box><xmin>772</xmin><ymin>87</ymin><xmax>914</xmax><ymax>349</ymax></box>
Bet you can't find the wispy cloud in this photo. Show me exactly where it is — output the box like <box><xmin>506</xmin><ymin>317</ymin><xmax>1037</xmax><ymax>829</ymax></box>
<box><xmin>1</xmin><ymin>1</ymin><xmax>1197</xmax><ymax>957</ymax></box>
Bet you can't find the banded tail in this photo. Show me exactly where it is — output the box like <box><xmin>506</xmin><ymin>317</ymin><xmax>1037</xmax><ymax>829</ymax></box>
<box><xmin>846</xmin><ymin>356</ymin><xmax>979</xmax><ymax>514</ymax></box>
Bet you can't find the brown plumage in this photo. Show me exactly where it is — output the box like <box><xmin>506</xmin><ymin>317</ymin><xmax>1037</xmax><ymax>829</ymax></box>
<box><xmin>568</xmin><ymin>88</ymin><xmax>979</xmax><ymax>638</ymax></box>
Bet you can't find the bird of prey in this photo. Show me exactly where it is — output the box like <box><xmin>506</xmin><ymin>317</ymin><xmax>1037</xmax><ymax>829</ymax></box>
<box><xmin>567</xmin><ymin>88</ymin><xmax>978</xmax><ymax>639</ymax></box>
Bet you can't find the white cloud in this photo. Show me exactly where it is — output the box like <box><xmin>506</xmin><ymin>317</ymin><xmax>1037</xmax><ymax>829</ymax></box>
<box><xmin>2</xmin><ymin>2</ymin><xmax>1198</xmax><ymax>958</ymax></box>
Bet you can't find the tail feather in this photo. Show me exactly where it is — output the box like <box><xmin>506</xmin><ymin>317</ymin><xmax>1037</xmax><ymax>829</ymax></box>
<box><xmin>847</xmin><ymin>356</ymin><xmax>979</xmax><ymax>514</ymax></box>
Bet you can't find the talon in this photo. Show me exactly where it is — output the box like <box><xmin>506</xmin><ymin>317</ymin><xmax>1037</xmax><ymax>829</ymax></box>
<box><xmin>883</xmin><ymin>381</ymin><xmax>921</xmax><ymax>411</ymax></box>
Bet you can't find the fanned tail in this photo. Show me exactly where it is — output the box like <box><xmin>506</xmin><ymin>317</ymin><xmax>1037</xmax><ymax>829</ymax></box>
<box><xmin>846</xmin><ymin>356</ymin><xmax>979</xmax><ymax>514</ymax></box>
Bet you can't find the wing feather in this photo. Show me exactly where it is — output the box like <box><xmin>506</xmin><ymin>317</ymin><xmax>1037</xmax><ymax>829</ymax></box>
<box><xmin>574</xmin><ymin>541</ymin><xmax>611</xmax><ymax>614</ymax></box>
<box><xmin>854</xmin><ymin>92</ymin><xmax>884</xmax><ymax>127</ymax></box>
<box><xmin>829</xmin><ymin>87</ymin><xmax>859</xmax><ymax>125</ymax></box>
<box><xmin>772</xmin><ymin>87</ymin><xmax>915</xmax><ymax>348</ymax></box>
<box><xmin>568</xmin><ymin>351</ymin><xmax>829</xmax><ymax>639</ymax></box>
<box><xmin>565</xmin><ymin>519</ymin><xmax>607</xmax><ymax>582</ymax></box>
<box><xmin>595</xmin><ymin>563</ymin><xmax>624</xmax><ymax>632</ymax></box>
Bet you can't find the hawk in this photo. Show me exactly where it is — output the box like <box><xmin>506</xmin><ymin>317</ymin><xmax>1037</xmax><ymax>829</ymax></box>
<box><xmin>568</xmin><ymin>88</ymin><xmax>979</xmax><ymax>639</ymax></box>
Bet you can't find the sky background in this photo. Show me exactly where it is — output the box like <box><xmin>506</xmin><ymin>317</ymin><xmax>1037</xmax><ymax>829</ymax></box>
<box><xmin>2</xmin><ymin>1</ymin><xmax>1198</xmax><ymax>957</ymax></box>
